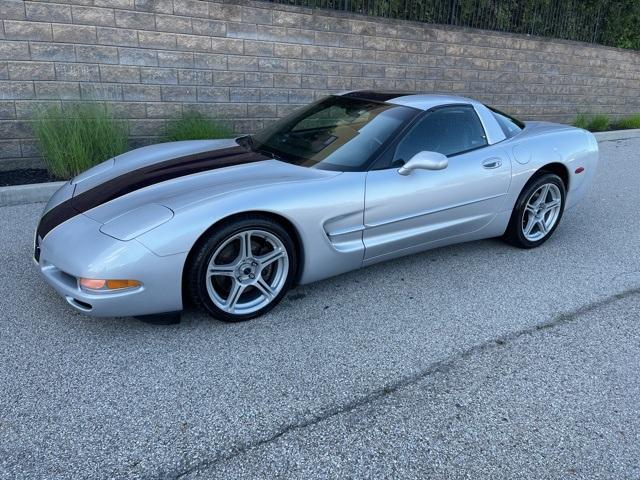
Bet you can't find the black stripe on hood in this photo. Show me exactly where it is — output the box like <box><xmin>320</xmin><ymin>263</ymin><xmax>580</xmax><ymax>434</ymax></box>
<box><xmin>37</xmin><ymin>144</ymin><xmax>269</xmax><ymax>240</ymax></box>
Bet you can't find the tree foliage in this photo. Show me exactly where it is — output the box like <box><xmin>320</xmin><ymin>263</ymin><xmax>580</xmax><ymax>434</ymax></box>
<box><xmin>600</xmin><ymin>0</ymin><xmax>640</xmax><ymax>50</ymax></box>
<box><xmin>275</xmin><ymin>0</ymin><xmax>639</xmax><ymax>49</ymax></box>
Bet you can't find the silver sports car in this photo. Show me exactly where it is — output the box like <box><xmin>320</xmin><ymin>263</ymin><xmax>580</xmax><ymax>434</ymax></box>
<box><xmin>34</xmin><ymin>91</ymin><xmax>599</xmax><ymax>322</ymax></box>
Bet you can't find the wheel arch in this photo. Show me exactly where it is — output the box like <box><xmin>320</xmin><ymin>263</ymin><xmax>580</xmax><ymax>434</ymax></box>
<box><xmin>503</xmin><ymin>165</ymin><xmax>567</xmax><ymax>248</ymax></box>
<box><xmin>507</xmin><ymin>162</ymin><xmax>569</xmax><ymax>216</ymax></box>
<box><xmin>181</xmin><ymin>210</ymin><xmax>305</xmax><ymax>305</ymax></box>
<box><xmin>536</xmin><ymin>162</ymin><xmax>569</xmax><ymax>191</ymax></box>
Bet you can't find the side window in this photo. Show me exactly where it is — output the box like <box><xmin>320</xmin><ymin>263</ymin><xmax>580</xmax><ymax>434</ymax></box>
<box><xmin>393</xmin><ymin>105</ymin><xmax>488</xmax><ymax>163</ymax></box>
<box><xmin>488</xmin><ymin>106</ymin><xmax>524</xmax><ymax>138</ymax></box>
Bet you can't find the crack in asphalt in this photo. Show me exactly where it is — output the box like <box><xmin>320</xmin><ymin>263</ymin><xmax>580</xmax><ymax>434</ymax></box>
<box><xmin>599</xmin><ymin>137</ymin><xmax>640</xmax><ymax>143</ymax></box>
<box><xmin>170</xmin><ymin>287</ymin><xmax>640</xmax><ymax>479</ymax></box>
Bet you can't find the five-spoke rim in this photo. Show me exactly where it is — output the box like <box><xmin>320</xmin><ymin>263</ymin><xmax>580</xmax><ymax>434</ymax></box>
<box><xmin>206</xmin><ymin>229</ymin><xmax>288</xmax><ymax>315</ymax></box>
<box><xmin>522</xmin><ymin>183</ymin><xmax>562</xmax><ymax>242</ymax></box>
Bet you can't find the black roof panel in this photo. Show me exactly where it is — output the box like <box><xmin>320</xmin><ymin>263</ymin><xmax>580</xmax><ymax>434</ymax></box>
<box><xmin>341</xmin><ymin>90</ymin><xmax>417</xmax><ymax>102</ymax></box>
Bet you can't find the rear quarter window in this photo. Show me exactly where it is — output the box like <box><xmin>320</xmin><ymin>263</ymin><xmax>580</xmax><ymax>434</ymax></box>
<box><xmin>488</xmin><ymin>107</ymin><xmax>524</xmax><ymax>138</ymax></box>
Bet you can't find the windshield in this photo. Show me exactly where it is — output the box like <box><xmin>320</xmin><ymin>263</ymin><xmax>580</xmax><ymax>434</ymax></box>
<box><xmin>251</xmin><ymin>96</ymin><xmax>419</xmax><ymax>171</ymax></box>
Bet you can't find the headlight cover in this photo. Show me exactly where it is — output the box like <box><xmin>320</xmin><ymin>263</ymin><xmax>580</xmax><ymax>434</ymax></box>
<box><xmin>99</xmin><ymin>204</ymin><xmax>174</xmax><ymax>241</ymax></box>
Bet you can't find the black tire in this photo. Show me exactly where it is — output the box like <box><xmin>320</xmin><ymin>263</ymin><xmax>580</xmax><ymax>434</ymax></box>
<box><xmin>185</xmin><ymin>215</ymin><xmax>297</xmax><ymax>322</ymax></box>
<box><xmin>503</xmin><ymin>172</ymin><xmax>566</xmax><ymax>249</ymax></box>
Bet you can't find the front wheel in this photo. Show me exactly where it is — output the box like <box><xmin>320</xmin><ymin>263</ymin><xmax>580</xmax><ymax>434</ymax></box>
<box><xmin>185</xmin><ymin>215</ymin><xmax>297</xmax><ymax>322</ymax></box>
<box><xmin>503</xmin><ymin>173</ymin><xmax>566</xmax><ymax>249</ymax></box>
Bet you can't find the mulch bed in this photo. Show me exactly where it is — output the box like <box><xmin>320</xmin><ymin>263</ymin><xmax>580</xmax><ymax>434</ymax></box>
<box><xmin>0</xmin><ymin>169</ymin><xmax>59</xmax><ymax>187</ymax></box>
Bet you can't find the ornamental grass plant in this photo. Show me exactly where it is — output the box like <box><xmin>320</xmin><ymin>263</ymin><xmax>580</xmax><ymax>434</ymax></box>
<box><xmin>33</xmin><ymin>103</ymin><xmax>128</xmax><ymax>179</ymax></box>
<box><xmin>161</xmin><ymin>111</ymin><xmax>234</xmax><ymax>142</ymax></box>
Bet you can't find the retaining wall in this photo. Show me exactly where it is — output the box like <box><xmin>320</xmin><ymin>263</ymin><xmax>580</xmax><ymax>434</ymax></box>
<box><xmin>1</xmin><ymin>0</ymin><xmax>639</xmax><ymax>169</ymax></box>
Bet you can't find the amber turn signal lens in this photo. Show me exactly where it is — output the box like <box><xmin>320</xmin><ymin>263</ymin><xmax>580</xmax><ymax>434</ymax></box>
<box><xmin>105</xmin><ymin>279</ymin><xmax>141</xmax><ymax>289</ymax></box>
<box><xmin>79</xmin><ymin>278</ymin><xmax>141</xmax><ymax>291</ymax></box>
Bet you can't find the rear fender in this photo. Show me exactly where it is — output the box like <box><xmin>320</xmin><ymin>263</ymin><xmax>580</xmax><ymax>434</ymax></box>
<box><xmin>506</xmin><ymin>128</ymin><xmax>597</xmax><ymax>212</ymax></box>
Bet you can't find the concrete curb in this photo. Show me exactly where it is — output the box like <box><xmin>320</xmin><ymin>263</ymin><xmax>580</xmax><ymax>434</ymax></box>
<box><xmin>0</xmin><ymin>128</ymin><xmax>639</xmax><ymax>208</ymax></box>
<box><xmin>593</xmin><ymin>128</ymin><xmax>640</xmax><ymax>142</ymax></box>
<box><xmin>0</xmin><ymin>181</ymin><xmax>65</xmax><ymax>207</ymax></box>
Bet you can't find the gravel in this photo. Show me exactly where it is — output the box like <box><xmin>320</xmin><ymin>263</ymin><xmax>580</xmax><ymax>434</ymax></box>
<box><xmin>0</xmin><ymin>138</ymin><xmax>638</xmax><ymax>479</ymax></box>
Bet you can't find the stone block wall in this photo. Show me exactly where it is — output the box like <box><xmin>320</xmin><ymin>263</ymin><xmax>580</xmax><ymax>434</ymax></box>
<box><xmin>1</xmin><ymin>0</ymin><xmax>639</xmax><ymax>169</ymax></box>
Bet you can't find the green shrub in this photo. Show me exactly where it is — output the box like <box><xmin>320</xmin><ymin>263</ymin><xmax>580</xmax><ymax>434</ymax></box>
<box><xmin>586</xmin><ymin>115</ymin><xmax>611</xmax><ymax>132</ymax></box>
<box><xmin>612</xmin><ymin>114</ymin><xmax>640</xmax><ymax>130</ymax></box>
<box><xmin>574</xmin><ymin>113</ymin><xmax>640</xmax><ymax>131</ymax></box>
<box><xmin>573</xmin><ymin>114</ymin><xmax>609</xmax><ymax>132</ymax></box>
<box><xmin>33</xmin><ymin>103</ymin><xmax>128</xmax><ymax>180</ymax></box>
<box><xmin>161</xmin><ymin>111</ymin><xmax>234</xmax><ymax>142</ymax></box>
<box><xmin>573</xmin><ymin>114</ymin><xmax>590</xmax><ymax>130</ymax></box>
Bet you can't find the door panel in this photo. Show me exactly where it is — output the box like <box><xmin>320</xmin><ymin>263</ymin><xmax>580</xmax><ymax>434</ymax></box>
<box><xmin>363</xmin><ymin>146</ymin><xmax>511</xmax><ymax>260</ymax></box>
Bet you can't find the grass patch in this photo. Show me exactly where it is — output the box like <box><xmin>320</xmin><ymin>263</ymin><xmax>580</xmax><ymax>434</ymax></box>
<box><xmin>612</xmin><ymin>113</ymin><xmax>640</xmax><ymax>130</ymax></box>
<box><xmin>33</xmin><ymin>103</ymin><xmax>128</xmax><ymax>180</ymax></box>
<box><xmin>161</xmin><ymin>111</ymin><xmax>234</xmax><ymax>142</ymax></box>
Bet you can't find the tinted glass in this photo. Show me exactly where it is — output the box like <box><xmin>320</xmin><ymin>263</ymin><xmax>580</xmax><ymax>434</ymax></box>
<box><xmin>394</xmin><ymin>105</ymin><xmax>488</xmax><ymax>163</ymax></box>
<box><xmin>488</xmin><ymin>106</ymin><xmax>524</xmax><ymax>138</ymax></box>
<box><xmin>251</xmin><ymin>96</ymin><xmax>418</xmax><ymax>171</ymax></box>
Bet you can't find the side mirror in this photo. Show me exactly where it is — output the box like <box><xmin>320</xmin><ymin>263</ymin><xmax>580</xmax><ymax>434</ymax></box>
<box><xmin>397</xmin><ymin>151</ymin><xmax>448</xmax><ymax>176</ymax></box>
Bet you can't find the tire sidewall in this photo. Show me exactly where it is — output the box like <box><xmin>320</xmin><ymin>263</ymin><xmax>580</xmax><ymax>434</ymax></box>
<box><xmin>509</xmin><ymin>173</ymin><xmax>566</xmax><ymax>248</ymax></box>
<box><xmin>189</xmin><ymin>217</ymin><xmax>297</xmax><ymax>322</ymax></box>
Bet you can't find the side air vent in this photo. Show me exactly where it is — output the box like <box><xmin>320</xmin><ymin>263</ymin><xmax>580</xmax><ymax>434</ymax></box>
<box><xmin>65</xmin><ymin>296</ymin><xmax>93</xmax><ymax>311</ymax></box>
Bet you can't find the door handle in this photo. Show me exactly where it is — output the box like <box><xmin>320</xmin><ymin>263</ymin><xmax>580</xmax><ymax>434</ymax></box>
<box><xmin>482</xmin><ymin>158</ymin><xmax>502</xmax><ymax>169</ymax></box>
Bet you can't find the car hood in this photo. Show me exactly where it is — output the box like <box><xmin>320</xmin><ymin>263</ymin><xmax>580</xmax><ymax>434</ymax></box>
<box><xmin>37</xmin><ymin>138</ymin><xmax>339</xmax><ymax>239</ymax></box>
<box><xmin>85</xmin><ymin>158</ymin><xmax>339</xmax><ymax>225</ymax></box>
<box><xmin>71</xmin><ymin>138</ymin><xmax>242</xmax><ymax>196</ymax></box>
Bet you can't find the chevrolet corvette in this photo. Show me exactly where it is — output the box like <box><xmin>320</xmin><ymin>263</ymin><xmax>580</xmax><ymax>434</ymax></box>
<box><xmin>34</xmin><ymin>91</ymin><xmax>599</xmax><ymax>321</ymax></box>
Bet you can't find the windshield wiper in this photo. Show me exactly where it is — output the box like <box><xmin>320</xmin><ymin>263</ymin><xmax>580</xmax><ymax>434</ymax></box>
<box><xmin>240</xmin><ymin>134</ymin><xmax>291</xmax><ymax>164</ymax></box>
<box><xmin>263</xmin><ymin>149</ymin><xmax>287</xmax><ymax>163</ymax></box>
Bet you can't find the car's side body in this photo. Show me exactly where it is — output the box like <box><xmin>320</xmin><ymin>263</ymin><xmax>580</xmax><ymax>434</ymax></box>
<box><xmin>35</xmin><ymin>92</ymin><xmax>599</xmax><ymax>318</ymax></box>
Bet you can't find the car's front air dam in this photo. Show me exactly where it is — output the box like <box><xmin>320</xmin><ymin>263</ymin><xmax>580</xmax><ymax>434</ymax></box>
<box><xmin>36</xmin><ymin>213</ymin><xmax>187</xmax><ymax>317</ymax></box>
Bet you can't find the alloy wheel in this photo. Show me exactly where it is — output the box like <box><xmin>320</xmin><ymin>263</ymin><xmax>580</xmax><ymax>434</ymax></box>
<box><xmin>205</xmin><ymin>229</ymin><xmax>289</xmax><ymax>315</ymax></box>
<box><xmin>521</xmin><ymin>183</ymin><xmax>563</xmax><ymax>242</ymax></box>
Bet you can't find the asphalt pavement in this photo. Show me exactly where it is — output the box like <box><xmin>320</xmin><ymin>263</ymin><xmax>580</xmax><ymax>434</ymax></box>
<box><xmin>0</xmin><ymin>138</ymin><xmax>639</xmax><ymax>479</ymax></box>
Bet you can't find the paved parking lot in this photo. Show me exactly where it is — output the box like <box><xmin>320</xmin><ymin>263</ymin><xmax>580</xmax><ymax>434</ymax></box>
<box><xmin>1</xmin><ymin>138</ymin><xmax>639</xmax><ymax>479</ymax></box>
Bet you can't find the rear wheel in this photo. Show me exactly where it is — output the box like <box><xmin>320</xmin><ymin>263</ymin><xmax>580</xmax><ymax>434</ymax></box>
<box><xmin>503</xmin><ymin>173</ymin><xmax>565</xmax><ymax>249</ymax></box>
<box><xmin>186</xmin><ymin>215</ymin><xmax>297</xmax><ymax>322</ymax></box>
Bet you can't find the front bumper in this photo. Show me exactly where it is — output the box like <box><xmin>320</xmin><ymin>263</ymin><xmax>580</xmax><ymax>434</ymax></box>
<box><xmin>35</xmin><ymin>213</ymin><xmax>187</xmax><ymax>317</ymax></box>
